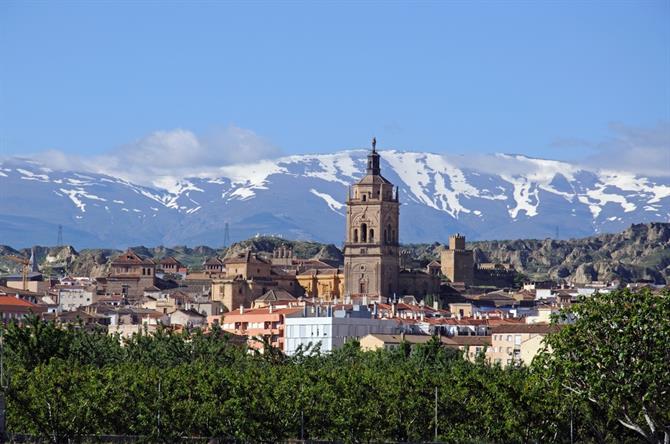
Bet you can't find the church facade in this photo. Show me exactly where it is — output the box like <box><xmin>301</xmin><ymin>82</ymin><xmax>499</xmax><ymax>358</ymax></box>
<box><xmin>343</xmin><ymin>143</ymin><xmax>400</xmax><ymax>300</ymax></box>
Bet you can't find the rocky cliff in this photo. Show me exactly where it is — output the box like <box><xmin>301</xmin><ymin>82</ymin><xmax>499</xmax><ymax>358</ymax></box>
<box><xmin>1</xmin><ymin>223</ymin><xmax>667</xmax><ymax>284</ymax></box>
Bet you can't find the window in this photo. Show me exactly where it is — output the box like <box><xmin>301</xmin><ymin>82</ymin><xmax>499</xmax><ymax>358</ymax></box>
<box><xmin>361</xmin><ymin>223</ymin><xmax>368</xmax><ymax>242</ymax></box>
<box><xmin>369</xmin><ymin>228</ymin><xmax>374</xmax><ymax>242</ymax></box>
<box><xmin>507</xmin><ymin>335</ymin><xmax>512</xmax><ymax>342</ymax></box>
<box><xmin>353</xmin><ymin>229</ymin><xmax>358</xmax><ymax>243</ymax></box>
<box><xmin>514</xmin><ymin>335</ymin><xmax>522</xmax><ymax>346</ymax></box>
<box><xmin>362</xmin><ymin>194</ymin><xmax>367</xmax><ymax>202</ymax></box>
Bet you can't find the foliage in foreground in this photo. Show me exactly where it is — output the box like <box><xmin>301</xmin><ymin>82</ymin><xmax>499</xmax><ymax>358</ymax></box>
<box><xmin>1</xmin><ymin>288</ymin><xmax>668</xmax><ymax>443</ymax></box>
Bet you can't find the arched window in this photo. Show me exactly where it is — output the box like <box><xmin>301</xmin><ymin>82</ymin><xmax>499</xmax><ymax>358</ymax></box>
<box><xmin>353</xmin><ymin>228</ymin><xmax>358</xmax><ymax>243</ymax></box>
<box><xmin>387</xmin><ymin>224</ymin><xmax>392</xmax><ymax>243</ymax></box>
<box><xmin>384</xmin><ymin>229</ymin><xmax>388</xmax><ymax>243</ymax></box>
<box><xmin>361</xmin><ymin>224</ymin><xmax>368</xmax><ymax>242</ymax></box>
<box><xmin>369</xmin><ymin>228</ymin><xmax>374</xmax><ymax>242</ymax></box>
<box><xmin>362</xmin><ymin>194</ymin><xmax>367</xmax><ymax>202</ymax></box>
<box><xmin>392</xmin><ymin>229</ymin><xmax>396</xmax><ymax>243</ymax></box>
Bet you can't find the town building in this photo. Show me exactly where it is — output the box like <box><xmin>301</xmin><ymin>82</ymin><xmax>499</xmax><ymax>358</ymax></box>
<box><xmin>488</xmin><ymin>323</ymin><xmax>559</xmax><ymax>366</ymax></box>
<box><xmin>57</xmin><ymin>285</ymin><xmax>97</xmax><ymax>311</ymax></box>
<box><xmin>99</xmin><ymin>249</ymin><xmax>157</xmax><ymax>302</ymax></box>
<box><xmin>343</xmin><ymin>143</ymin><xmax>400</xmax><ymax>300</ymax></box>
<box><xmin>296</xmin><ymin>268</ymin><xmax>344</xmax><ymax>301</ymax></box>
<box><xmin>157</xmin><ymin>256</ymin><xmax>187</xmax><ymax>278</ymax></box>
<box><xmin>440</xmin><ymin>234</ymin><xmax>474</xmax><ymax>286</ymax></box>
<box><xmin>284</xmin><ymin>304</ymin><xmax>400</xmax><ymax>355</ymax></box>
<box><xmin>219</xmin><ymin>305</ymin><xmax>304</xmax><ymax>350</ymax></box>
<box><xmin>0</xmin><ymin>295</ymin><xmax>46</xmax><ymax>323</ymax></box>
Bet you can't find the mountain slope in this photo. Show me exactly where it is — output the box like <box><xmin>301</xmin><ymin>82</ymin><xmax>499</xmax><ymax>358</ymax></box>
<box><xmin>1</xmin><ymin>151</ymin><xmax>669</xmax><ymax>248</ymax></box>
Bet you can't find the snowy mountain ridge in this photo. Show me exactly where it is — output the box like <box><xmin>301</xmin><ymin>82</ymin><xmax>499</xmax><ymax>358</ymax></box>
<box><xmin>1</xmin><ymin>150</ymin><xmax>668</xmax><ymax>248</ymax></box>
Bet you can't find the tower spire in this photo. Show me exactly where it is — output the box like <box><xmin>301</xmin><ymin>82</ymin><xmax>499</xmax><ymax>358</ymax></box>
<box><xmin>367</xmin><ymin>138</ymin><xmax>381</xmax><ymax>175</ymax></box>
<box><xmin>29</xmin><ymin>246</ymin><xmax>39</xmax><ymax>273</ymax></box>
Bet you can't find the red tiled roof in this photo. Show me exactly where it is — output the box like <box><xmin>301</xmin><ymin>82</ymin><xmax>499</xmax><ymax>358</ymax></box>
<box><xmin>0</xmin><ymin>295</ymin><xmax>38</xmax><ymax>308</ymax></box>
<box><xmin>492</xmin><ymin>323</ymin><xmax>560</xmax><ymax>334</ymax></box>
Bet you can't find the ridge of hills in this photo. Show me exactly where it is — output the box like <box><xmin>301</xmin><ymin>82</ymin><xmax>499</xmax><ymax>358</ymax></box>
<box><xmin>1</xmin><ymin>151</ymin><xmax>669</xmax><ymax>247</ymax></box>
<box><xmin>1</xmin><ymin>222</ymin><xmax>668</xmax><ymax>284</ymax></box>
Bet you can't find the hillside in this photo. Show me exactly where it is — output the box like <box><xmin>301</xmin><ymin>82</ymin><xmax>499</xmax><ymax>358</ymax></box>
<box><xmin>404</xmin><ymin>222</ymin><xmax>670</xmax><ymax>284</ymax></box>
<box><xmin>0</xmin><ymin>223</ymin><xmax>668</xmax><ymax>284</ymax></box>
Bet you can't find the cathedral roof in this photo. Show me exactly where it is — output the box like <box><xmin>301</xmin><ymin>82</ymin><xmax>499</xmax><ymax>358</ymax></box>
<box><xmin>356</xmin><ymin>173</ymin><xmax>392</xmax><ymax>185</ymax></box>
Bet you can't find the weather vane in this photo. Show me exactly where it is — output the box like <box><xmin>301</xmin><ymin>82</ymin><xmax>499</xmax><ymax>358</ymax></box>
<box><xmin>372</xmin><ymin>137</ymin><xmax>376</xmax><ymax>152</ymax></box>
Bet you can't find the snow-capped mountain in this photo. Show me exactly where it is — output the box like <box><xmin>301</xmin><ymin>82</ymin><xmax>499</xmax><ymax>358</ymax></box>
<box><xmin>1</xmin><ymin>150</ymin><xmax>669</xmax><ymax>248</ymax></box>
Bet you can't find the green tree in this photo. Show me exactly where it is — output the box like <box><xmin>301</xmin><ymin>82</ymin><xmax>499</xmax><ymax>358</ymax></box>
<box><xmin>536</xmin><ymin>288</ymin><xmax>670</xmax><ymax>443</ymax></box>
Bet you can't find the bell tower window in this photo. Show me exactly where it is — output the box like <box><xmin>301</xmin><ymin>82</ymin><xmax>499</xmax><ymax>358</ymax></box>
<box><xmin>353</xmin><ymin>229</ymin><xmax>358</xmax><ymax>243</ymax></box>
<box><xmin>361</xmin><ymin>223</ymin><xmax>368</xmax><ymax>242</ymax></box>
<box><xmin>369</xmin><ymin>228</ymin><xmax>374</xmax><ymax>243</ymax></box>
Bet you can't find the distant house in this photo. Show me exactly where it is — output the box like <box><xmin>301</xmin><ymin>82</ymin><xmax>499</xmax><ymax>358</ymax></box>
<box><xmin>221</xmin><ymin>305</ymin><xmax>304</xmax><ymax>350</ymax></box>
<box><xmin>99</xmin><ymin>249</ymin><xmax>157</xmax><ymax>302</ymax></box>
<box><xmin>203</xmin><ymin>257</ymin><xmax>225</xmax><ymax>275</ymax></box>
<box><xmin>170</xmin><ymin>309</ymin><xmax>207</xmax><ymax>328</ymax></box>
<box><xmin>284</xmin><ymin>305</ymin><xmax>400</xmax><ymax>355</ymax></box>
<box><xmin>57</xmin><ymin>285</ymin><xmax>97</xmax><ymax>311</ymax></box>
<box><xmin>158</xmin><ymin>256</ymin><xmax>187</xmax><ymax>278</ymax></box>
<box><xmin>0</xmin><ymin>295</ymin><xmax>46</xmax><ymax>323</ymax></box>
<box><xmin>252</xmin><ymin>289</ymin><xmax>297</xmax><ymax>308</ymax></box>
<box><xmin>488</xmin><ymin>323</ymin><xmax>560</xmax><ymax>367</ymax></box>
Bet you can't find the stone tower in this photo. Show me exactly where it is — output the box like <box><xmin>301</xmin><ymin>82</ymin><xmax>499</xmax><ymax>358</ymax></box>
<box><xmin>440</xmin><ymin>234</ymin><xmax>474</xmax><ymax>285</ymax></box>
<box><xmin>343</xmin><ymin>142</ymin><xmax>400</xmax><ymax>300</ymax></box>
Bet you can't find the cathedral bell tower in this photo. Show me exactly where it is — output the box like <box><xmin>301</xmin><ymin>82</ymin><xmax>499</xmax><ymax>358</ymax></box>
<box><xmin>343</xmin><ymin>139</ymin><xmax>400</xmax><ymax>301</ymax></box>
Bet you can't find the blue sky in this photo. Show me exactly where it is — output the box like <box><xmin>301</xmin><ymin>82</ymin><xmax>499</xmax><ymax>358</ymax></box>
<box><xmin>1</xmin><ymin>1</ymin><xmax>669</xmax><ymax>166</ymax></box>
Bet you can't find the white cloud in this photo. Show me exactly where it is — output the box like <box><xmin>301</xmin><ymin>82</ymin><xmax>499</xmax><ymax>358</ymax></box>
<box><xmin>580</xmin><ymin>122</ymin><xmax>670</xmax><ymax>178</ymax></box>
<box><xmin>447</xmin><ymin>122</ymin><xmax>670</xmax><ymax>179</ymax></box>
<box><xmin>37</xmin><ymin>125</ymin><xmax>281</xmax><ymax>187</ymax></box>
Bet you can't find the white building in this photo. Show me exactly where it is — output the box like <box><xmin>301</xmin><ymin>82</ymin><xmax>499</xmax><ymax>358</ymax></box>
<box><xmin>58</xmin><ymin>286</ymin><xmax>96</xmax><ymax>311</ymax></box>
<box><xmin>284</xmin><ymin>305</ymin><xmax>400</xmax><ymax>355</ymax></box>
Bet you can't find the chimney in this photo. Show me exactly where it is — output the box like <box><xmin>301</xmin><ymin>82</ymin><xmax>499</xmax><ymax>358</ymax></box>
<box><xmin>239</xmin><ymin>305</ymin><xmax>244</xmax><ymax>314</ymax></box>
<box><xmin>269</xmin><ymin>304</ymin><xmax>273</xmax><ymax>314</ymax></box>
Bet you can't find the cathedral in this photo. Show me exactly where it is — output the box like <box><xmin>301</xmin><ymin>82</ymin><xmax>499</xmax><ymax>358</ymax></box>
<box><xmin>343</xmin><ymin>141</ymin><xmax>401</xmax><ymax>300</ymax></box>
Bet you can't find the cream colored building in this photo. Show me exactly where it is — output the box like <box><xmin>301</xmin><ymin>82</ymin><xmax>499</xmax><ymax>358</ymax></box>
<box><xmin>488</xmin><ymin>324</ymin><xmax>558</xmax><ymax>367</ymax></box>
<box><xmin>343</xmin><ymin>144</ymin><xmax>400</xmax><ymax>300</ymax></box>
<box><xmin>297</xmin><ymin>268</ymin><xmax>344</xmax><ymax>301</ymax></box>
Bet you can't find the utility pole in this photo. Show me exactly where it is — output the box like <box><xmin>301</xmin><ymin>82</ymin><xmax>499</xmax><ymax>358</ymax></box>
<box><xmin>570</xmin><ymin>402</ymin><xmax>574</xmax><ymax>444</ymax></box>
<box><xmin>434</xmin><ymin>386</ymin><xmax>438</xmax><ymax>442</ymax></box>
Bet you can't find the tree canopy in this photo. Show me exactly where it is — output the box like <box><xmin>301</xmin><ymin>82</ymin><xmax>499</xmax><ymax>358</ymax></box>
<box><xmin>1</xmin><ymin>288</ymin><xmax>668</xmax><ymax>443</ymax></box>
